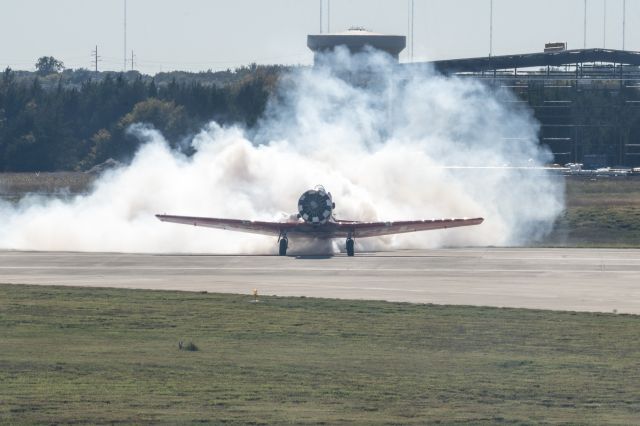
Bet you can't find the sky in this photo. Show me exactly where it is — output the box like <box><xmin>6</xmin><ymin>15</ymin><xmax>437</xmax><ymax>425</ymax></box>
<box><xmin>0</xmin><ymin>0</ymin><xmax>638</xmax><ymax>75</ymax></box>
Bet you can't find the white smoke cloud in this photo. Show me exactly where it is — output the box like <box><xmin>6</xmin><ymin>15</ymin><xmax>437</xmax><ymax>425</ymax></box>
<box><xmin>0</xmin><ymin>49</ymin><xmax>564</xmax><ymax>254</ymax></box>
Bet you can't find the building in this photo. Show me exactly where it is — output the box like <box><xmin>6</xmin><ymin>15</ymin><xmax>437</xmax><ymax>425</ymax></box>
<box><xmin>307</xmin><ymin>27</ymin><xmax>406</xmax><ymax>65</ymax></box>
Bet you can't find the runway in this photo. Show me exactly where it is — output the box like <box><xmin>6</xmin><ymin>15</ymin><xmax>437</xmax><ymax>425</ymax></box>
<box><xmin>1</xmin><ymin>248</ymin><xmax>639</xmax><ymax>314</ymax></box>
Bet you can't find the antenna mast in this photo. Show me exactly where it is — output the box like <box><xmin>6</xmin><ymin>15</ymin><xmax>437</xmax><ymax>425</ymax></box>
<box><xmin>319</xmin><ymin>0</ymin><xmax>322</xmax><ymax>33</ymax></box>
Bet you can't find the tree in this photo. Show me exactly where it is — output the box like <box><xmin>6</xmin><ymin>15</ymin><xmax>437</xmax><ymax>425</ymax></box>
<box><xmin>35</xmin><ymin>56</ymin><xmax>64</xmax><ymax>76</ymax></box>
<box><xmin>2</xmin><ymin>67</ymin><xmax>14</xmax><ymax>86</ymax></box>
<box><xmin>79</xmin><ymin>128</ymin><xmax>113</xmax><ymax>169</ymax></box>
<box><xmin>0</xmin><ymin>66</ymin><xmax>282</xmax><ymax>171</ymax></box>
<box><xmin>118</xmin><ymin>98</ymin><xmax>189</xmax><ymax>143</ymax></box>
<box><xmin>233</xmin><ymin>75</ymin><xmax>270</xmax><ymax>126</ymax></box>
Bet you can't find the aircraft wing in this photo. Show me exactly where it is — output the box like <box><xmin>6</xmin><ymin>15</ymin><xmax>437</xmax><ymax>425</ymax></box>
<box><xmin>156</xmin><ymin>214</ymin><xmax>484</xmax><ymax>239</ymax></box>
<box><xmin>156</xmin><ymin>214</ymin><xmax>298</xmax><ymax>236</ymax></box>
<box><xmin>331</xmin><ymin>217</ymin><xmax>484</xmax><ymax>238</ymax></box>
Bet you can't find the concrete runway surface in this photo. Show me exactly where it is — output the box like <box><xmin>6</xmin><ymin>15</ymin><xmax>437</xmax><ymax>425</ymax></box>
<box><xmin>0</xmin><ymin>248</ymin><xmax>639</xmax><ymax>314</ymax></box>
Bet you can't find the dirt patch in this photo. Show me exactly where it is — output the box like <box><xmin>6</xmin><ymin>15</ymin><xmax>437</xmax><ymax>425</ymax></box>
<box><xmin>0</xmin><ymin>173</ymin><xmax>95</xmax><ymax>198</ymax></box>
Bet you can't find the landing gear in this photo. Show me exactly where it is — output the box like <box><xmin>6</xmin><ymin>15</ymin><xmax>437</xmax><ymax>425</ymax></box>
<box><xmin>346</xmin><ymin>238</ymin><xmax>355</xmax><ymax>257</ymax></box>
<box><xmin>278</xmin><ymin>237</ymin><xmax>288</xmax><ymax>256</ymax></box>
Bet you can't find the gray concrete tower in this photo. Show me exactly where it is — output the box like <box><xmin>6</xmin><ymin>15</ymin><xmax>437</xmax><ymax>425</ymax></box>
<box><xmin>307</xmin><ymin>27</ymin><xmax>406</xmax><ymax>64</ymax></box>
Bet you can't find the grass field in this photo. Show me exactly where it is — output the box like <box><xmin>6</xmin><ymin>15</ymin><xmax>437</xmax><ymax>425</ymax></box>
<box><xmin>543</xmin><ymin>177</ymin><xmax>640</xmax><ymax>247</ymax></box>
<box><xmin>1</xmin><ymin>284</ymin><xmax>639</xmax><ymax>424</ymax></box>
<box><xmin>0</xmin><ymin>172</ymin><xmax>94</xmax><ymax>203</ymax></box>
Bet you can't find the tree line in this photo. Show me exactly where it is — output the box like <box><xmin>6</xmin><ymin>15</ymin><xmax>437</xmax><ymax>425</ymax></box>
<box><xmin>0</xmin><ymin>63</ymin><xmax>281</xmax><ymax>172</ymax></box>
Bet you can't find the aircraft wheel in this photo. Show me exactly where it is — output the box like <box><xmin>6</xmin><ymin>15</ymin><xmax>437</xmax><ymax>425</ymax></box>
<box><xmin>278</xmin><ymin>238</ymin><xmax>288</xmax><ymax>256</ymax></box>
<box><xmin>346</xmin><ymin>238</ymin><xmax>355</xmax><ymax>257</ymax></box>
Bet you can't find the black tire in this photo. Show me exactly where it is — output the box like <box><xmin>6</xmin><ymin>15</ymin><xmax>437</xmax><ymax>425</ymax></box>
<box><xmin>346</xmin><ymin>238</ymin><xmax>355</xmax><ymax>257</ymax></box>
<box><xmin>279</xmin><ymin>239</ymin><xmax>288</xmax><ymax>256</ymax></box>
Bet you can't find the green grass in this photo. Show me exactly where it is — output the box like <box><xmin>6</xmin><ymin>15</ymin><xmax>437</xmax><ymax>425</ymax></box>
<box><xmin>1</xmin><ymin>284</ymin><xmax>639</xmax><ymax>424</ymax></box>
<box><xmin>543</xmin><ymin>177</ymin><xmax>640</xmax><ymax>247</ymax></box>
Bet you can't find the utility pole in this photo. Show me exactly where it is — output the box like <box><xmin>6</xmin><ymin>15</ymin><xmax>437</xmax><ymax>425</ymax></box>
<box><xmin>319</xmin><ymin>0</ymin><xmax>322</xmax><ymax>33</ymax></box>
<box><xmin>130</xmin><ymin>50</ymin><xmax>135</xmax><ymax>71</ymax></box>
<box><xmin>124</xmin><ymin>0</ymin><xmax>127</xmax><ymax>71</ymax></box>
<box><xmin>489</xmin><ymin>0</ymin><xmax>493</xmax><ymax>56</ymax></box>
<box><xmin>91</xmin><ymin>45</ymin><xmax>101</xmax><ymax>72</ymax></box>
<box><xmin>327</xmin><ymin>0</ymin><xmax>330</xmax><ymax>33</ymax></box>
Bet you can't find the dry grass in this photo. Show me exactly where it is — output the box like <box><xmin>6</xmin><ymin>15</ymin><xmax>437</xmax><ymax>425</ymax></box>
<box><xmin>543</xmin><ymin>177</ymin><xmax>640</xmax><ymax>247</ymax></box>
<box><xmin>0</xmin><ymin>172</ymin><xmax>94</xmax><ymax>196</ymax></box>
<box><xmin>565</xmin><ymin>177</ymin><xmax>640</xmax><ymax>206</ymax></box>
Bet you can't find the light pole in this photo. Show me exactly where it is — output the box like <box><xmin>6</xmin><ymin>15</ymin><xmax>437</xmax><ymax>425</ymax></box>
<box><xmin>603</xmin><ymin>0</ymin><xmax>607</xmax><ymax>48</ymax></box>
<box><xmin>411</xmin><ymin>0</ymin><xmax>414</xmax><ymax>60</ymax></box>
<box><xmin>584</xmin><ymin>0</ymin><xmax>587</xmax><ymax>49</ymax></box>
<box><xmin>622</xmin><ymin>0</ymin><xmax>626</xmax><ymax>50</ymax></box>
<box><xmin>489</xmin><ymin>0</ymin><xmax>493</xmax><ymax>56</ymax></box>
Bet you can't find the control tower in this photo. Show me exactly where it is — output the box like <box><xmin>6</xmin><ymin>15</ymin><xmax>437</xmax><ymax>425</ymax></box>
<box><xmin>307</xmin><ymin>27</ymin><xmax>406</xmax><ymax>64</ymax></box>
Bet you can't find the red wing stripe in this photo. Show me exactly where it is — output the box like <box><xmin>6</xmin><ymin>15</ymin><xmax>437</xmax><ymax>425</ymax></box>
<box><xmin>332</xmin><ymin>217</ymin><xmax>484</xmax><ymax>238</ymax></box>
<box><xmin>156</xmin><ymin>214</ymin><xmax>297</xmax><ymax>236</ymax></box>
<box><xmin>156</xmin><ymin>214</ymin><xmax>484</xmax><ymax>239</ymax></box>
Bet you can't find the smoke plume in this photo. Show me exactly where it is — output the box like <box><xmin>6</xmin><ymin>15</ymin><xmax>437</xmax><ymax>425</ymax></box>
<box><xmin>0</xmin><ymin>49</ymin><xmax>564</xmax><ymax>254</ymax></box>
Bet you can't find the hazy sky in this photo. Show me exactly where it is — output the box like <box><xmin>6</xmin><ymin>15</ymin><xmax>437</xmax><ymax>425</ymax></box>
<box><xmin>1</xmin><ymin>0</ymin><xmax>637</xmax><ymax>74</ymax></box>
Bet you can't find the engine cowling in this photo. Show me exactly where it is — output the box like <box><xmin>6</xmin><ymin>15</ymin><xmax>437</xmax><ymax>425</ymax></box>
<box><xmin>298</xmin><ymin>187</ymin><xmax>334</xmax><ymax>224</ymax></box>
